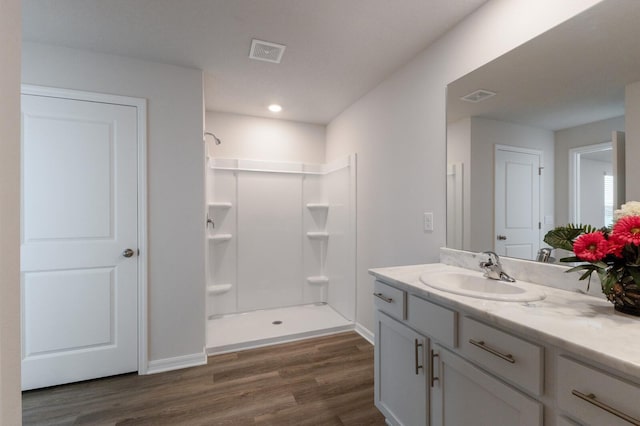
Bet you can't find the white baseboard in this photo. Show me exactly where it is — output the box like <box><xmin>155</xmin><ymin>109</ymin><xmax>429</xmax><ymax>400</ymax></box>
<box><xmin>355</xmin><ymin>322</ymin><xmax>374</xmax><ymax>345</ymax></box>
<box><xmin>206</xmin><ymin>324</ymin><xmax>355</xmax><ymax>356</ymax></box>
<box><xmin>145</xmin><ymin>350</ymin><xmax>207</xmax><ymax>375</ymax></box>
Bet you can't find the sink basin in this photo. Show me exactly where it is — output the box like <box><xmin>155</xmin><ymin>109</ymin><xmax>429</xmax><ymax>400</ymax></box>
<box><xmin>419</xmin><ymin>271</ymin><xmax>546</xmax><ymax>302</ymax></box>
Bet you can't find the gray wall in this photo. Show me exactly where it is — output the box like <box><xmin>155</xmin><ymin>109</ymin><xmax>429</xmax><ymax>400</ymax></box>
<box><xmin>0</xmin><ymin>0</ymin><xmax>22</xmax><ymax>422</ymax></box>
<box><xmin>22</xmin><ymin>42</ymin><xmax>206</xmax><ymax>363</ymax></box>
<box><xmin>206</xmin><ymin>111</ymin><xmax>326</xmax><ymax>164</ymax></box>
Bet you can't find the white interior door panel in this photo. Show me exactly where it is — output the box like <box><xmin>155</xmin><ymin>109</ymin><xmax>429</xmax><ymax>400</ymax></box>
<box><xmin>21</xmin><ymin>93</ymin><xmax>139</xmax><ymax>390</ymax></box>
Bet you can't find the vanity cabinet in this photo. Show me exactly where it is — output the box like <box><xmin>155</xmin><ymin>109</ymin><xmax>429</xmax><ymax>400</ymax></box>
<box><xmin>430</xmin><ymin>343</ymin><xmax>542</xmax><ymax>426</ymax></box>
<box><xmin>556</xmin><ymin>356</ymin><xmax>640</xmax><ymax>425</ymax></box>
<box><xmin>375</xmin><ymin>311</ymin><xmax>428</xmax><ymax>426</ymax></box>
<box><xmin>374</xmin><ymin>284</ymin><xmax>542</xmax><ymax>426</ymax></box>
<box><xmin>371</xmin><ymin>263</ymin><xmax>640</xmax><ymax>426</ymax></box>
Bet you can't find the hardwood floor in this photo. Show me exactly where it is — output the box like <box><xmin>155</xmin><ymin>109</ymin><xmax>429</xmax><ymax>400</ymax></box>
<box><xmin>22</xmin><ymin>332</ymin><xmax>386</xmax><ymax>425</ymax></box>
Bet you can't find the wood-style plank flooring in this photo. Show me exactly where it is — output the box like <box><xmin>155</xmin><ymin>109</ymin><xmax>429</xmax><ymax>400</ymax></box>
<box><xmin>22</xmin><ymin>332</ymin><xmax>386</xmax><ymax>425</ymax></box>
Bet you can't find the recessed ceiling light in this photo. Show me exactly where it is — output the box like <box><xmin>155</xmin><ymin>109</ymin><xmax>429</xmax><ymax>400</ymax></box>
<box><xmin>268</xmin><ymin>104</ymin><xmax>282</xmax><ymax>113</ymax></box>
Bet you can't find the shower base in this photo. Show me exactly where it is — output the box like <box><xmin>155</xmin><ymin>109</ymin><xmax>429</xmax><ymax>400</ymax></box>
<box><xmin>206</xmin><ymin>303</ymin><xmax>353</xmax><ymax>355</ymax></box>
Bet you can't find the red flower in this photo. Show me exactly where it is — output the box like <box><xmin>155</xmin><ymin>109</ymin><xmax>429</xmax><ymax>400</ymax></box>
<box><xmin>607</xmin><ymin>233</ymin><xmax>626</xmax><ymax>257</ymax></box>
<box><xmin>612</xmin><ymin>216</ymin><xmax>640</xmax><ymax>245</ymax></box>
<box><xmin>573</xmin><ymin>232</ymin><xmax>608</xmax><ymax>262</ymax></box>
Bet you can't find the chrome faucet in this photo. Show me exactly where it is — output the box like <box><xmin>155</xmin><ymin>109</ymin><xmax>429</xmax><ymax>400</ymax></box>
<box><xmin>479</xmin><ymin>251</ymin><xmax>516</xmax><ymax>282</ymax></box>
<box><xmin>536</xmin><ymin>247</ymin><xmax>552</xmax><ymax>263</ymax></box>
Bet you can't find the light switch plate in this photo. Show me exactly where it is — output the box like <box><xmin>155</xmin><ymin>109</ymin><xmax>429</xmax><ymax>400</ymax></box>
<box><xmin>424</xmin><ymin>212</ymin><xmax>434</xmax><ymax>232</ymax></box>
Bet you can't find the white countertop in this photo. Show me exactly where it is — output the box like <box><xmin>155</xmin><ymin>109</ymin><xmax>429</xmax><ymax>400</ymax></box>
<box><xmin>369</xmin><ymin>263</ymin><xmax>640</xmax><ymax>379</ymax></box>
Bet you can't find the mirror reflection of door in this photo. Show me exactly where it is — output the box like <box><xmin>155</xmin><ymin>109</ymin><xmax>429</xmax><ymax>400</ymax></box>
<box><xmin>494</xmin><ymin>145</ymin><xmax>542</xmax><ymax>260</ymax></box>
<box><xmin>569</xmin><ymin>133</ymin><xmax>624</xmax><ymax>228</ymax></box>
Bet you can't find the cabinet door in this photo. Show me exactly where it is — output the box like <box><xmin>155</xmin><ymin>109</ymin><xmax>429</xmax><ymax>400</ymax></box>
<box><xmin>375</xmin><ymin>311</ymin><xmax>428</xmax><ymax>426</ymax></box>
<box><xmin>430</xmin><ymin>344</ymin><xmax>542</xmax><ymax>426</ymax></box>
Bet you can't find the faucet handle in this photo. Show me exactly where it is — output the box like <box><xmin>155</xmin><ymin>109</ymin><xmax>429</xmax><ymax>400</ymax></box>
<box><xmin>479</xmin><ymin>259</ymin><xmax>493</xmax><ymax>268</ymax></box>
<box><xmin>481</xmin><ymin>251</ymin><xmax>501</xmax><ymax>265</ymax></box>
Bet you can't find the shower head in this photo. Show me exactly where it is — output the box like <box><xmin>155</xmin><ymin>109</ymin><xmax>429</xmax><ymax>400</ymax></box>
<box><xmin>204</xmin><ymin>132</ymin><xmax>222</xmax><ymax>145</ymax></box>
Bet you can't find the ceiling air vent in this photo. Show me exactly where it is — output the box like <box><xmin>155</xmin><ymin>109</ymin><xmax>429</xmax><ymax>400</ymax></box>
<box><xmin>460</xmin><ymin>89</ymin><xmax>497</xmax><ymax>103</ymax></box>
<box><xmin>249</xmin><ymin>39</ymin><xmax>286</xmax><ymax>64</ymax></box>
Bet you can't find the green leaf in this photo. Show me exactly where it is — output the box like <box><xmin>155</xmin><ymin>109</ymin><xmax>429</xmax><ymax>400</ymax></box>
<box><xmin>559</xmin><ymin>256</ymin><xmax>581</xmax><ymax>263</ymax></box>
<box><xmin>543</xmin><ymin>226</ymin><xmax>584</xmax><ymax>251</ymax></box>
<box><xmin>599</xmin><ymin>272</ymin><xmax>617</xmax><ymax>295</ymax></box>
<box><xmin>578</xmin><ymin>269</ymin><xmax>594</xmax><ymax>281</ymax></box>
<box><xmin>565</xmin><ymin>264</ymin><xmax>599</xmax><ymax>274</ymax></box>
<box><xmin>581</xmin><ymin>224</ymin><xmax>600</xmax><ymax>234</ymax></box>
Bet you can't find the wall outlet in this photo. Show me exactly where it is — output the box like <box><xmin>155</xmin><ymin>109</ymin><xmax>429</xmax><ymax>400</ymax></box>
<box><xmin>423</xmin><ymin>212</ymin><xmax>434</xmax><ymax>232</ymax></box>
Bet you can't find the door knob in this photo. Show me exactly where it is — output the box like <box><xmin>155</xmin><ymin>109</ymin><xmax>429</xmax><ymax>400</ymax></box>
<box><xmin>122</xmin><ymin>248</ymin><xmax>135</xmax><ymax>258</ymax></box>
<box><xmin>497</xmin><ymin>235</ymin><xmax>507</xmax><ymax>240</ymax></box>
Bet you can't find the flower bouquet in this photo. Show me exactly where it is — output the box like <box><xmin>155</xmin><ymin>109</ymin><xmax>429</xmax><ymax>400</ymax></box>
<box><xmin>544</xmin><ymin>201</ymin><xmax>640</xmax><ymax>315</ymax></box>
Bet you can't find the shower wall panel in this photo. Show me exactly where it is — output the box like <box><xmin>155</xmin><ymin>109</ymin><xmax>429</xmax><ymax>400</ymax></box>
<box><xmin>206</xmin><ymin>156</ymin><xmax>356</xmax><ymax>320</ymax></box>
<box><xmin>302</xmin><ymin>175</ymin><xmax>327</xmax><ymax>304</ymax></box>
<box><xmin>237</xmin><ymin>172</ymin><xmax>303</xmax><ymax>311</ymax></box>
<box><xmin>208</xmin><ymin>170</ymin><xmax>237</xmax><ymax>316</ymax></box>
<box><xmin>324</xmin><ymin>158</ymin><xmax>356</xmax><ymax>321</ymax></box>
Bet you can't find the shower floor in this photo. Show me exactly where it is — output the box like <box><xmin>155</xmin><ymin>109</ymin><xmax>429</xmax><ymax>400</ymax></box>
<box><xmin>206</xmin><ymin>303</ymin><xmax>353</xmax><ymax>355</ymax></box>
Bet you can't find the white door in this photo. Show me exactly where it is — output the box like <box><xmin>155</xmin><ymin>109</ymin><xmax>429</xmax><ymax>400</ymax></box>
<box><xmin>21</xmin><ymin>93</ymin><xmax>139</xmax><ymax>390</ymax></box>
<box><xmin>494</xmin><ymin>146</ymin><xmax>541</xmax><ymax>260</ymax></box>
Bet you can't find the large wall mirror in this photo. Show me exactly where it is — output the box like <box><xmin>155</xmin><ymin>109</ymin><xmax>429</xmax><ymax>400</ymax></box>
<box><xmin>446</xmin><ymin>0</ymin><xmax>640</xmax><ymax>261</ymax></box>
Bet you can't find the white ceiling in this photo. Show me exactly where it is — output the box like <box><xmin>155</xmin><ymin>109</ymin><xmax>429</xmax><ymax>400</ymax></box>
<box><xmin>22</xmin><ymin>0</ymin><xmax>488</xmax><ymax>124</ymax></box>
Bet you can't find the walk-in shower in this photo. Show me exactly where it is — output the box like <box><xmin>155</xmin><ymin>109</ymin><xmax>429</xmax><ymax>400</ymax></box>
<box><xmin>205</xmin><ymin>153</ymin><xmax>357</xmax><ymax>354</ymax></box>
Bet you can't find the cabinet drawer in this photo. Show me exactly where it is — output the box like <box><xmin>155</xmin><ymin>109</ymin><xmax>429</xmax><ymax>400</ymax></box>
<box><xmin>373</xmin><ymin>280</ymin><xmax>406</xmax><ymax>320</ymax></box>
<box><xmin>407</xmin><ymin>295</ymin><xmax>457</xmax><ymax>347</ymax></box>
<box><xmin>459</xmin><ymin>316</ymin><xmax>543</xmax><ymax>396</ymax></box>
<box><xmin>557</xmin><ymin>356</ymin><xmax>640</xmax><ymax>426</ymax></box>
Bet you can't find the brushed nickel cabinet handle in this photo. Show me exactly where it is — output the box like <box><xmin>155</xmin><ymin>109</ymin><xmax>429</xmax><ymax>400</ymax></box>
<box><xmin>469</xmin><ymin>339</ymin><xmax>515</xmax><ymax>364</ymax></box>
<box><xmin>414</xmin><ymin>339</ymin><xmax>424</xmax><ymax>375</ymax></box>
<box><xmin>572</xmin><ymin>390</ymin><xmax>640</xmax><ymax>425</ymax></box>
<box><xmin>430</xmin><ymin>349</ymin><xmax>439</xmax><ymax>387</ymax></box>
<box><xmin>373</xmin><ymin>292</ymin><xmax>393</xmax><ymax>303</ymax></box>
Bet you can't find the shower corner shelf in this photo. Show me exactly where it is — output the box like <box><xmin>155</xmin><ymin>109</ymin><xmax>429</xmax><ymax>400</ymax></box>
<box><xmin>208</xmin><ymin>202</ymin><xmax>232</xmax><ymax>209</ymax></box>
<box><xmin>306</xmin><ymin>203</ymin><xmax>329</xmax><ymax>210</ymax></box>
<box><xmin>306</xmin><ymin>275</ymin><xmax>329</xmax><ymax>285</ymax></box>
<box><xmin>209</xmin><ymin>233</ymin><xmax>232</xmax><ymax>242</ymax></box>
<box><xmin>207</xmin><ymin>283</ymin><xmax>233</xmax><ymax>295</ymax></box>
<box><xmin>306</xmin><ymin>231</ymin><xmax>329</xmax><ymax>240</ymax></box>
